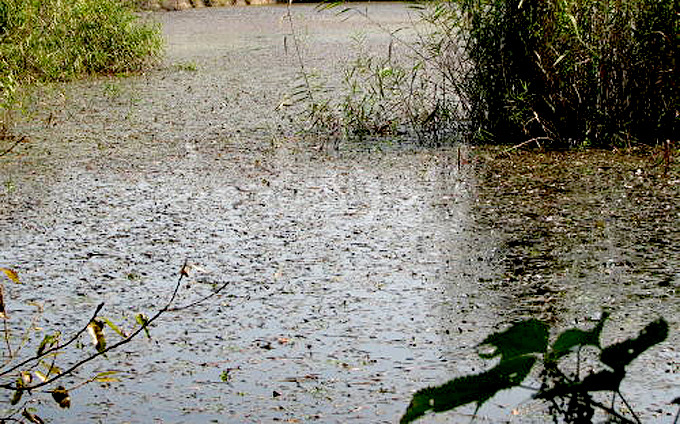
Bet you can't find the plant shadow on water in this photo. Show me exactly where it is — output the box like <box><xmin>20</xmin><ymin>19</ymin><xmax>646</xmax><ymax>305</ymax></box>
<box><xmin>0</xmin><ymin>3</ymin><xmax>678</xmax><ymax>423</ymax></box>
<box><xmin>436</xmin><ymin>145</ymin><xmax>679</xmax><ymax>423</ymax></box>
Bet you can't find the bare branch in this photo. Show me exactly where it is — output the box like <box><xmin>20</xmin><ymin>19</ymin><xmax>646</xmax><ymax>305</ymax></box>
<box><xmin>168</xmin><ymin>280</ymin><xmax>230</xmax><ymax>312</ymax></box>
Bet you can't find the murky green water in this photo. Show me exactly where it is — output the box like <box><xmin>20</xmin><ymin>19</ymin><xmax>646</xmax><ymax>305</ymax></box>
<box><xmin>1</xmin><ymin>3</ymin><xmax>677</xmax><ymax>423</ymax></box>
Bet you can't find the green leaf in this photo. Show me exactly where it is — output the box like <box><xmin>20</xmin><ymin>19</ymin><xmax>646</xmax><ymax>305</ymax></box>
<box><xmin>536</xmin><ymin>369</ymin><xmax>625</xmax><ymax>400</ymax></box>
<box><xmin>400</xmin><ymin>356</ymin><xmax>536</xmax><ymax>424</ymax></box>
<box><xmin>100</xmin><ymin>317</ymin><xmax>127</xmax><ymax>338</ymax></box>
<box><xmin>479</xmin><ymin>319</ymin><xmax>548</xmax><ymax>362</ymax></box>
<box><xmin>550</xmin><ymin>313</ymin><xmax>608</xmax><ymax>361</ymax></box>
<box><xmin>135</xmin><ymin>314</ymin><xmax>151</xmax><ymax>339</ymax></box>
<box><xmin>600</xmin><ymin>318</ymin><xmax>668</xmax><ymax>372</ymax></box>
<box><xmin>11</xmin><ymin>385</ymin><xmax>23</xmax><ymax>405</ymax></box>
<box><xmin>36</xmin><ymin>332</ymin><xmax>60</xmax><ymax>356</ymax></box>
<box><xmin>315</xmin><ymin>1</ymin><xmax>342</xmax><ymax>12</ymax></box>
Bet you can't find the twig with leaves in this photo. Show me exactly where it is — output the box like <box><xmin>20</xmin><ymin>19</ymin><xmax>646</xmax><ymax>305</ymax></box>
<box><xmin>0</xmin><ymin>260</ymin><xmax>219</xmax><ymax>422</ymax></box>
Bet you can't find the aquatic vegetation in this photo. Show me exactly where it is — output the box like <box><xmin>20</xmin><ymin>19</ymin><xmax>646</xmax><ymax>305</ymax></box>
<box><xmin>457</xmin><ymin>0</ymin><xmax>677</xmax><ymax>147</ymax></box>
<box><xmin>0</xmin><ymin>0</ymin><xmax>162</xmax><ymax>82</ymax></box>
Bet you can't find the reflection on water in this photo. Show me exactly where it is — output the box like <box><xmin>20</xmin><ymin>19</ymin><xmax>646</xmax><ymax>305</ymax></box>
<box><xmin>456</xmin><ymin>146</ymin><xmax>679</xmax><ymax>422</ymax></box>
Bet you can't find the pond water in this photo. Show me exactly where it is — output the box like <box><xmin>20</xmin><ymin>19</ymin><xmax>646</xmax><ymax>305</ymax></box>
<box><xmin>1</xmin><ymin>3</ymin><xmax>678</xmax><ymax>423</ymax></box>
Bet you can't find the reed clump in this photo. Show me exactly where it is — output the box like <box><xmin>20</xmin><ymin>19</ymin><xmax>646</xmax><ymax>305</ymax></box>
<box><xmin>457</xmin><ymin>0</ymin><xmax>677</xmax><ymax>148</ymax></box>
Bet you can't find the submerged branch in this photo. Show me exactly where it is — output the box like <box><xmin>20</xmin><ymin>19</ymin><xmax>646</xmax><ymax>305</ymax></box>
<box><xmin>0</xmin><ymin>136</ymin><xmax>27</xmax><ymax>157</ymax></box>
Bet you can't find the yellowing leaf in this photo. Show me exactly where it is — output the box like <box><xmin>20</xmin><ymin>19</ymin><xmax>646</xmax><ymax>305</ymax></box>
<box><xmin>22</xmin><ymin>409</ymin><xmax>45</xmax><ymax>424</ymax></box>
<box><xmin>94</xmin><ymin>370</ymin><xmax>120</xmax><ymax>383</ymax></box>
<box><xmin>34</xmin><ymin>371</ymin><xmax>47</xmax><ymax>383</ymax></box>
<box><xmin>0</xmin><ymin>268</ymin><xmax>20</xmax><ymax>283</ymax></box>
<box><xmin>100</xmin><ymin>317</ymin><xmax>127</xmax><ymax>338</ymax></box>
<box><xmin>96</xmin><ymin>377</ymin><xmax>120</xmax><ymax>383</ymax></box>
<box><xmin>180</xmin><ymin>263</ymin><xmax>191</xmax><ymax>277</ymax></box>
<box><xmin>20</xmin><ymin>371</ymin><xmax>32</xmax><ymax>386</ymax></box>
<box><xmin>0</xmin><ymin>284</ymin><xmax>8</xmax><ymax>319</ymax></box>
<box><xmin>87</xmin><ymin>320</ymin><xmax>106</xmax><ymax>353</ymax></box>
<box><xmin>43</xmin><ymin>363</ymin><xmax>62</xmax><ymax>377</ymax></box>
<box><xmin>191</xmin><ymin>264</ymin><xmax>207</xmax><ymax>273</ymax></box>
<box><xmin>11</xmin><ymin>388</ymin><xmax>23</xmax><ymax>405</ymax></box>
<box><xmin>51</xmin><ymin>385</ymin><xmax>71</xmax><ymax>408</ymax></box>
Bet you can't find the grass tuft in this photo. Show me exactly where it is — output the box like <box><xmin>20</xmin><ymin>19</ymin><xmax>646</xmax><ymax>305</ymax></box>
<box><xmin>0</xmin><ymin>0</ymin><xmax>163</xmax><ymax>135</ymax></box>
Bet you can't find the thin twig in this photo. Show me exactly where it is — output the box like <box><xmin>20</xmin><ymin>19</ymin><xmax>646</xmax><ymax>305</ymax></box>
<box><xmin>168</xmin><ymin>280</ymin><xmax>230</xmax><ymax>312</ymax></box>
<box><xmin>1</xmin><ymin>284</ymin><xmax>12</xmax><ymax>357</ymax></box>
<box><xmin>2</xmin><ymin>319</ymin><xmax>11</xmax><ymax>360</ymax></box>
<box><xmin>502</xmin><ymin>137</ymin><xmax>551</xmax><ymax>154</ymax></box>
<box><xmin>1</xmin><ymin>260</ymin><xmax>188</xmax><ymax>392</ymax></box>
<box><xmin>0</xmin><ymin>303</ymin><xmax>104</xmax><ymax>380</ymax></box>
<box><xmin>3</xmin><ymin>302</ymin><xmax>44</xmax><ymax>368</ymax></box>
<box><xmin>0</xmin><ymin>136</ymin><xmax>27</xmax><ymax>157</ymax></box>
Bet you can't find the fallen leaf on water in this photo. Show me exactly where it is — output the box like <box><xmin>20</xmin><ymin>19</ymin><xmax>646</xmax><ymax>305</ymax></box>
<box><xmin>0</xmin><ymin>268</ymin><xmax>20</xmax><ymax>283</ymax></box>
<box><xmin>220</xmin><ymin>369</ymin><xmax>234</xmax><ymax>382</ymax></box>
<box><xmin>282</xmin><ymin>374</ymin><xmax>319</xmax><ymax>383</ymax></box>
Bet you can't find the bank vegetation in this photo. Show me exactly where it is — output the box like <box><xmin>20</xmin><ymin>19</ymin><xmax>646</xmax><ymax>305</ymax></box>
<box><xmin>0</xmin><ymin>0</ymin><xmax>163</xmax><ymax>137</ymax></box>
